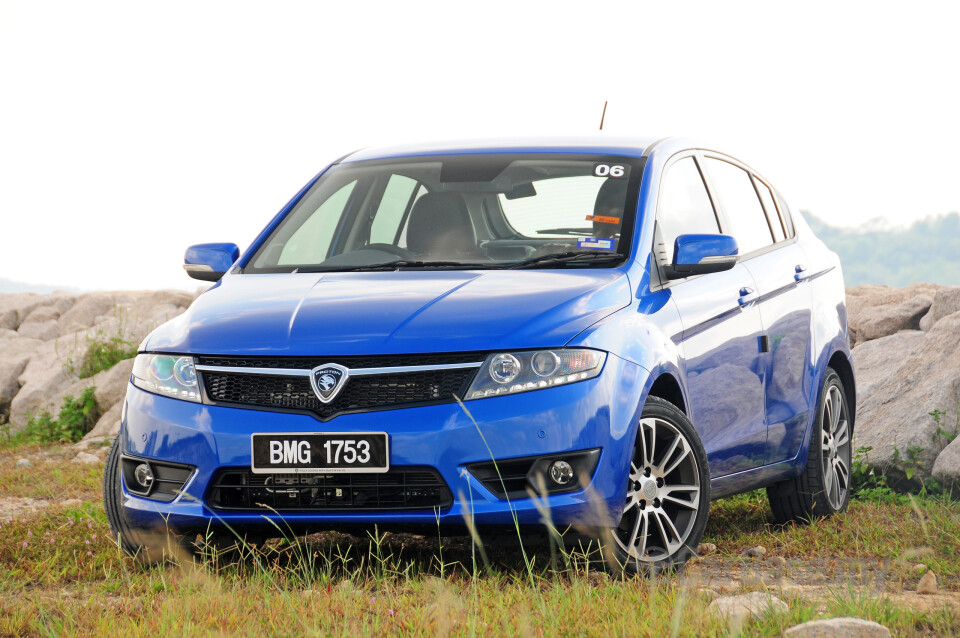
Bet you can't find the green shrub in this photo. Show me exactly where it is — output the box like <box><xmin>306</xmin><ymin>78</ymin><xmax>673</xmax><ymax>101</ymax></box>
<box><xmin>75</xmin><ymin>334</ymin><xmax>137</xmax><ymax>378</ymax></box>
<box><xmin>18</xmin><ymin>388</ymin><xmax>99</xmax><ymax>444</ymax></box>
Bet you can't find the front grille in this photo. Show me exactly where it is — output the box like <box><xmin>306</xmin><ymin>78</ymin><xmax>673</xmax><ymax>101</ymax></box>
<box><xmin>207</xmin><ymin>467</ymin><xmax>453</xmax><ymax>511</ymax></box>
<box><xmin>196</xmin><ymin>353</ymin><xmax>485</xmax><ymax>370</ymax></box>
<box><xmin>201</xmin><ymin>367</ymin><xmax>476</xmax><ymax>420</ymax></box>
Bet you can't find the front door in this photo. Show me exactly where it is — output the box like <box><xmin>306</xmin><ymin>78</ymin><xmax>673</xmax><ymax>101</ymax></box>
<box><xmin>656</xmin><ymin>154</ymin><xmax>768</xmax><ymax>477</ymax></box>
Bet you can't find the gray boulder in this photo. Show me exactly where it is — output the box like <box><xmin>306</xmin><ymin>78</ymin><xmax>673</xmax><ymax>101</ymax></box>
<box><xmin>784</xmin><ymin>617</ymin><xmax>891</xmax><ymax>637</ymax></box>
<box><xmin>932</xmin><ymin>436</ymin><xmax>960</xmax><ymax>491</ymax></box>
<box><xmin>920</xmin><ymin>286</ymin><xmax>960</xmax><ymax>331</ymax></box>
<box><xmin>850</xmin><ymin>330</ymin><xmax>924</xmax><ymax>405</ymax></box>
<box><xmin>854</xmin><ymin>311</ymin><xmax>960</xmax><ymax>484</ymax></box>
<box><xmin>846</xmin><ymin>284</ymin><xmax>940</xmax><ymax>346</ymax></box>
<box><xmin>707</xmin><ymin>592</ymin><xmax>788</xmax><ymax>621</ymax></box>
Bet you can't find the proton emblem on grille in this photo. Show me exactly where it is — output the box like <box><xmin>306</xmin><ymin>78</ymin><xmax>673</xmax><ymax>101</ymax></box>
<box><xmin>309</xmin><ymin>363</ymin><xmax>349</xmax><ymax>404</ymax></box>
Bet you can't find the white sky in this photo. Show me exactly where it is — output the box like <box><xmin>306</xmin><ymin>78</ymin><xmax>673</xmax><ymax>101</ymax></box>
<box><xmin>1</xmin><ymin>0</ymin><xmax>958</xmax><ymax>291</ymax></box>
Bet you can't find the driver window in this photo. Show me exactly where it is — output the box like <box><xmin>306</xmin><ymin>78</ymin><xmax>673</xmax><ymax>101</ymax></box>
<box><xmin>370</xmin><ymin>175</ymin><xmax>418</xmax><ymax>245</ymax></box>
<box><xmin>657</xmin><ymin>157</ymin><xmax>720</xmax><ymax>263</ymax></box>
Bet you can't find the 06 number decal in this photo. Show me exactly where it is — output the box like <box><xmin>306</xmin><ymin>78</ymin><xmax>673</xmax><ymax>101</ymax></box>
<box><xmin>322</xmin><ymin>439</ymin><xmax>371</xmax><ymax>464</ymax></box>
<box><xmin>594</xmin><ymin>163</ymin><xmax>626</xmax><ymax>178</ymax></box>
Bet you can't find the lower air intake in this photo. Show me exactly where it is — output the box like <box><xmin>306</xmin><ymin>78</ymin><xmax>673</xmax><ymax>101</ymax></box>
<box><xmin>207</xmin><ymin>467</ymin><xmax>453</xmax><ymax>512</ymax></box>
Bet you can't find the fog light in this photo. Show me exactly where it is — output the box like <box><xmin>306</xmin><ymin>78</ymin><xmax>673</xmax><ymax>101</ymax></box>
<box><xmin>133</xmin><ymin>463</ymin><xmax>154</xmax><ymax>490</ymax></box>
<box><xmin>549</xmin><ymin>460</ymin><xmax>574</xmax><ymax>486</ymax></box>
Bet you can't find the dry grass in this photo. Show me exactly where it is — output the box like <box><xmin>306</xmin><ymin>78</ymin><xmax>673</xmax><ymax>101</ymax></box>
<box><xmin>2</xmin><ymin>442</ymin><xmax>959</xmax><ymax>636</ymax></box>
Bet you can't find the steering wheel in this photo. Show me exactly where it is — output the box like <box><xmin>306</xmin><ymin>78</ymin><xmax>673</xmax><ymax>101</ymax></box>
<box><xmin>364</xmin><ymin>243</ymin><xmax>416</xmax><ymax>259</ymax></box>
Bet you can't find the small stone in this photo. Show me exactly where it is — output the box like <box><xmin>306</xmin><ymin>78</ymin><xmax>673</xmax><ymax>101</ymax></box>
<box><xmin>708</xmin><ymin>591</ymin><xmax>788</xmax><ymax>621</ymax></box>
<box><xmin>697</xmin><ymin>542</ymin><xmax>717</xmax><ymax>556</ymax></box>
<box><xmin>767</xmin><ymin>556</ymin><xmax>787</xmax><ymax>568</ymax></box>
<box><xmin>809</xmin><ymin>573</ymin><xmax>828</xmax><ymax>584</ymax></box>
<box><xmin>741</xmin><ymin>545</ymin><xmax>767</xmax><ymax>559</ymax></box>
<box><xmin>916</xmin><ymin>571</ymin><xmax>938</xmax><ymax>595</ymax></box>
<box><xmin>16</xmin><ymin>458</ymin><xmax>32</xmax><ymax>468</ymax></box>
<box><xmin>586</xmin><ymin>571</ymin><xmax>608</xmax><ymax>586</ymax></box>
<box><xmin>783</xmin><ymin>617</ymin><xmax>891</xmax><ymax>637</ymax></box>
<box><xmin>72</xmin><ymin>452</ymin><xmax>101</xmax><ymax>465</ymax></box>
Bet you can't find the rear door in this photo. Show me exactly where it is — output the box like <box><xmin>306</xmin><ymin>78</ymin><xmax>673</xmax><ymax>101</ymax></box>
<box><xmin>656</xmin><ymin>154</ymin><xmax>768</xmax><ymax>477</ymax></box>
<box><xmin>700</xmin><ymin>156</ymin><xmax>813</xmax><ymax>465</ymax></box>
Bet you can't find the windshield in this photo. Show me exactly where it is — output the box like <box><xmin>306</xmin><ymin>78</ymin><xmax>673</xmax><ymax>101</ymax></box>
<box><xmin>245</xmin><ymin>153</ymin><xmax>644</xmax><ymax>273</ymax></box>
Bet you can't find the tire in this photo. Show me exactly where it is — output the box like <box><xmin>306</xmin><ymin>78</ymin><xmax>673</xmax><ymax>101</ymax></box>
<box><xmin>605</xmin><ymin>396</ymin><xmax>711</xmax><ymax>575</ymax></box>
<box><xmin>767</xmin><ymin>367</ymin><xmax>852</xmax><ymax>524</ymax></box>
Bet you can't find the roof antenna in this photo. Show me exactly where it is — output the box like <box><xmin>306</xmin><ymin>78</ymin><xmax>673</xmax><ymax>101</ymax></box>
<box><xmin>599</xmin><ymin>100</ymin><xmax>608</xmax><ymax>131</ymax></box>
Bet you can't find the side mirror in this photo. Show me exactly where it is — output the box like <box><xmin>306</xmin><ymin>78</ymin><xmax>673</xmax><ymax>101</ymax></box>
<box><xmin>663</xmin><ymin>234</ymin><xmax>738</xmax><ymax>280</ymax></box>
<box><xmin>184</xmin><ymin>243</ymin><xmax>240</xmax><ymax>282</ymax></box>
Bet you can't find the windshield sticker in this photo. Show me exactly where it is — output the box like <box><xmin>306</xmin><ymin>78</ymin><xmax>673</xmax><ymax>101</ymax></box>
<box><xmin>586</xmin><ymin>214</ymin><xmax>621</xmax><ymax>224</ymax></box>
<box><xmin>577</xmin><ymin>237</ymin><xmax>615</xmax><ymax>251</ymax></box>
<box><xmin>593</xmin><ymin>163</ymin><xmax>628</xmax><ymax>178</ymax></box>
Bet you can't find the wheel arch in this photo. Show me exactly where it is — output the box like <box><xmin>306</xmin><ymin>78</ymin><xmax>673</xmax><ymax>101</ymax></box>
<box><xmin>827</xmin><ymin>349</ymin><xmax>856</xmax><ymax>431</ymax></box>
<box><xmin>645</xmin><ymin>372</ymin><xmax>687</xmax><ymax>416</ymax></box>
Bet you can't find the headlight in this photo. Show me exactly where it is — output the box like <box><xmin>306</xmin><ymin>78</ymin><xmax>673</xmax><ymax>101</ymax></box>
<box><xmin>466</xmin><ymin>349</ymin><xmax>606</xmax><ymax>400</ymax></box>
<box><xmin>132</xmin><ymin>354</ymin><xmax>201</xmax><ymax>403</ymax></box>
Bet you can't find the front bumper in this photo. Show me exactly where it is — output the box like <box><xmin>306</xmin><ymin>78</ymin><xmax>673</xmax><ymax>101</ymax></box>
<box><xmin>119</xmin><ymin>353</ymin><xmax>647</xmax><ymax>533</ymax></box>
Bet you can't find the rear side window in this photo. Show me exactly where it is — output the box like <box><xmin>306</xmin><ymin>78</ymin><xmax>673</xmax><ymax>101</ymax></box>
<box><xmin>657</xmin><ymin>157</ymin><xmax>720</xmax><ymax>263</ymax></box>
<box><xmin>752</xmin><ymin>176</ymin><xmax>786</xmax><ymax>242</ymax></box>
<box><xmin>704</xmin><ymin>158</ymin><xmax>773</xmax><ymax>255</ymax></box>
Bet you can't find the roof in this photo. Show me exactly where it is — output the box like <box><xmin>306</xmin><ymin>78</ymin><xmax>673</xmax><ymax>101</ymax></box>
<box><xmin>340</xmin><ymin>135</ymin><xmax>662</xmax><ymax>163</ymax></box>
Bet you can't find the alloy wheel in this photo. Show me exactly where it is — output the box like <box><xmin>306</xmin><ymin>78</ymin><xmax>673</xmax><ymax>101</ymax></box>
<box><xmin>821</xmin><ymin>383</ymin><xmax>851</xmax><ymax>510</ymax></box>
<box><xmin>613</xmin><ymin>416</ymin><xmax>702</xmax><ymax>562</ymax></box>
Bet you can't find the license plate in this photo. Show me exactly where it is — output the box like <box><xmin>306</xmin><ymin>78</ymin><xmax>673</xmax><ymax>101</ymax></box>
<box><xmin>251</xmin><ymin>432</ymin><xmax>389</xmax><ymax>474</ymax></box>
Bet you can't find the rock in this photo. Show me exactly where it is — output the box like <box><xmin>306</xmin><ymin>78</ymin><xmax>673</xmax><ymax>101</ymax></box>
<box><xmin>920</xmin><ymin>286</ymin><xmax>960</xmax><ymax>331</ymax></box>
<box><xmin>0</xmin><ymin>332</ymin><xmax>44</xmax><ymax>418</ymax></box>
<box><xmin>697</xmin><ymin>542</ymin><xmax>717</xmax><ymax>556</ymax></box>
<box><xmin>846</xmin><ymin>284</ymin><xmax>940</xmax><ymax>346</ymax></box>
<box><xmin>72</xmin><ymin>452</ymin><xmax>101</xmax><ymax>465</ymax></box>
<box><xmin>854</xmin><ymin>312</ymin><xmax>960</xmax><ymax>483</ymax></box>
<box><xmin>91</xmin><ymin>359</ymin><xmax>134</xmax><ymax>410</ymax></box>
<box><xmin>783</xmin><ymin>617</ymin><xmax>891</xmax><ymax>637</ymax></box>
<box><xmin>741</xmin><ymin>545</ymin><xmax>766</xmax><ymax>559</ymax></box>
<box><xmin>767</xmin><ymin>556</ymin><xmax>786</xmax><ymax>568</ymax></box>
<box><xmin>84</xmin><ymin>402</ymin><xmax>123</xmax><ymax>440</ymax></box>
<box><xmin>850</xmin><ymin>331</ymin><xmax>924</xmax><ymax>404</ymax></box>
<box><xmin>932</xmin><ymin>435</ymin><xmax>960</xmax><ymax>491</ymax></box>
<box><xmin>916</xmin><ymin>570</ymin><xmax>938</xmax><ymax>595</ymax></box>
<box><xmin>707</xmin><ymin>591</ymin><xmax>788</xmax><ymax>621</ymax></box>
<box><xmin>16</xmin><ymin>458</ymin><xmax>32</xmax><ymax>468</ymax></box>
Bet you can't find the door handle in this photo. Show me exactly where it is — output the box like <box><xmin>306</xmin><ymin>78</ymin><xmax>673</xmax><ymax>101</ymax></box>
<box><xmin>794</xmin><ymin>264</ymin><xmax>808</xmax><ymax>283</ymax></box>
<box><xmin>738</xmin><ymin>286</ymin><xmax>758</xmax><ymax>307</ymax></box>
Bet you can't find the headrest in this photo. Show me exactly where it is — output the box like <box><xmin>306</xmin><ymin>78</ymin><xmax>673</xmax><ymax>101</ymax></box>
<box><xmin>406</xmin><ymin>192</ymin><xmax>476</xmax><ymax>257</ymax></box>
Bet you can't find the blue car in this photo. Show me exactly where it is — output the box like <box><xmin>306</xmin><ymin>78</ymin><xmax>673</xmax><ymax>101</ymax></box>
<box><xmin>104</xmin><ymin>137</ymin><xmax>855</xmax><ymax>572</ymax></box>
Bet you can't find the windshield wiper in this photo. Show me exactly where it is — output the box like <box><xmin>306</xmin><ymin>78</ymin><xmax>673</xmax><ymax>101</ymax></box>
<box><xmin>507</xmin><ymin>251</ymin><xmax>625</xmax><ymax>269</ymax></box>
<box><xmin>298</xmin><ymin>260</ymin><xmax>500</xmax><ymax>272</ymax></box>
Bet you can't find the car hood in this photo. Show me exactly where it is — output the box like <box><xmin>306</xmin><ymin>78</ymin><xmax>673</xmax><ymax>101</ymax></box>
<box><xmin>145</xmin><ymin>270</ymin><xmax>631</xmax><ymax>355</ymax></box>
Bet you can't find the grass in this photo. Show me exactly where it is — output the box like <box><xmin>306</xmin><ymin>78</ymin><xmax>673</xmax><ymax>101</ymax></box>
<box><xmin>1</xmin><ymin>388</ymin><xmax>98</xmax><ymax>448</ymax></box>
<box><xmin>1</xmin><ymin>441</ymin><xmax>959</xmax><ymax>636</ymax></box>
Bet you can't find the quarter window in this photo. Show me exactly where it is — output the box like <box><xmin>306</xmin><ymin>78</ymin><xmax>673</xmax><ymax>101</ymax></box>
<box><xmin>752</xmin><ymin>176</ymin><xmax>786</xmax><ymax>242</ymax></box>
<box><xmin>657</xmin><ymin>157</ymin><xmax>720</xmax><ymax>263</ymax></box>
<box><xmin>704</xmin><ymin>158</ymin><xmax>773</xmax><ymax>255</ymax></box>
